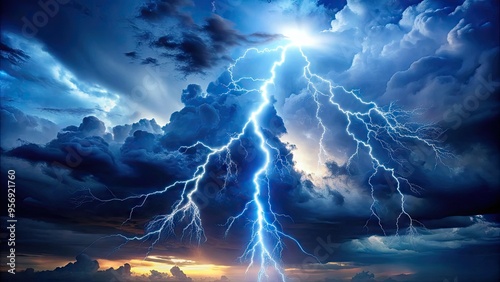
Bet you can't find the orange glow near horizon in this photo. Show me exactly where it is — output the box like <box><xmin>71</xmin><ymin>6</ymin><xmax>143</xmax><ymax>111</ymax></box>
<box><xmin>99</xmin><ymin>257</ymin><xmax>231</xmax><ymax>278</ymax></box>
<box><xmin>12</xmin><ymin>237</ymin><xmax>416</xmax><ymax>281</ymax></box>
<box><xmin>10</xmin><ymin>254</ymin><xmax>416</xmax><ymax>281</ymax></box>
<box><xmin>12</xmin><ymin>254</ymin><xmax>232</xmax><ymax>279</ymax></box>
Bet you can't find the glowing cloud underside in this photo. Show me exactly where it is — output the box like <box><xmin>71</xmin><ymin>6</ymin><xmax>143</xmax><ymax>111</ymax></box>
<box><xmin>82</xmin><ymin>37</ymin><xmax>449</xmax><ymax>281</ymax></box>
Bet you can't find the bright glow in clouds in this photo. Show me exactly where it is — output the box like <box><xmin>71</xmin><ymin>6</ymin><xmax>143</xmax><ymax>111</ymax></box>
<box><xmin>98</xmin><ymin>257</ymin><xmax>230</xmax><ymax>277</ymax></box>
<box><xmin>280</xmin><ymin>130</ymin><xmax>333</xmax><ymax>178</ymax></box>
<box><xmin>281</xmin><ymin>26</ymin><xmax>318</xmax><ymax>47</ymax></box>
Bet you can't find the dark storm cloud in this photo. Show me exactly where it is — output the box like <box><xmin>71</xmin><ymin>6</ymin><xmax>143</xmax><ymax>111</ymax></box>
<box><xmin>56</xmin><ymin>253</ymin><xmax>99</xmax><ymax>273</ymax></box>
<box><xmin>0</xmin><ymin>41</ymin><xmax>30</xmax><ymax>65</ymax></box>
<box><xmin>351</xmin><ymin>271</ymin><xmax>375</xmax><ymax>282</ymax></box>
<box><xmin>112</xmin><ymin>118</ymin><xmax>163</xmax><ymax>142</ymax></box>
<box><xmin>137</xmin><ymin>0</ymin><xmax>194</xmax><ymax>25</ymax></box>
<box><xmin>248</xmin><ymin>32</ymin><xmax>285</xmax><ymax>44</ymax></box>
<box><xmin>145</xmin><ymin>14</ymin><xmax>282</xmax><ymax>74</ymax></box>
<box><xmin>174</xmin><ymin>33</ymin><xmax>220</xmax><ymax>74</ymax></box>
<box><xmin>1</xmin><ymin>62</ymin><xmax>295</xmax><ymax>264</ymax></box>
<box><xmin>325</xmin><ymin>161</ymin><xmax>349</xmax><ymax>176</ymax></box>
<box><xmin>170</xmin><ymin>266</ymin><xmax>193</xmax><ymax>281</ymax></box>
<box><xmin>124</xmin><ymin>51</ymin><xmax>138</xmax><ymax>58</ymax></box>
<box><xmin>152</xmin><ymin>35</ymin><xmax>178</xmax><ymax>49</ymax></box>
<box><xmin>272</xmin><ymin>0</ymin><xmax>500</xmax><ymax>228</ymax></box>
<box><xmin>7</xmin><ymin>135</ymin><xmax>117</xmax><ymax>182</ymax></box>
<box><xmin>181</xmin><ymin>84</ymin><xmax>203</xmax><ymax>104</ymax></box>
<box><xmin>328</xmin><ymin>189</ymin><xmax>345</xmax><ymax>206</ymax></box>
<box><xmin>149</xmin><ymin>31</ymin><xmax>211</xmax><ymax>73</ymax></box>
<box><xmin>202</xmin><ymin>15</ymin><xmax>247</xmax><ymax>49</ymax></box>
<box><xmin>160</xmin><ymin>76</ymin><xmax>276</xmax><ymax>149</ymax></box>
<box><xmin>5</xmin><ymin>115</ymin><xmax>192</xmax><ymax>191</ymax></box>
<box><xmin>141</xmin><ymin>57</ymin><xmax>159</xmax><ymax>65</ymax></box>
<box><xmin>286</xmin><ymin>218</ymin><xmax>499</xmax><ymax>281</ymax></box>
<box><xmin>0</xmin><ymin>0</ymin><xmax>283</xmax><ymax>129</ymax></box>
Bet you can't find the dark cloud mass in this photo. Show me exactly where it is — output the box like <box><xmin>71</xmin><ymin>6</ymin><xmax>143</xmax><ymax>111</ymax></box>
<box><xmin>139</xmin><ymin>13</ymin><xmax>282</xmax><ymax>74</ymax></box>
<box><xmin>0</xmin><ymin>41</ymin><xmax>29</xmax><ymax>65</ymax></box>
<box><xmin>0</xmin><ymin>0</ymin><xmax>499</xmax><ymax>281</ymax></box>
<box><xmin>137</xmin><ymin>0</ymin><xmax>194</xmax><ymax>24</ymax></box>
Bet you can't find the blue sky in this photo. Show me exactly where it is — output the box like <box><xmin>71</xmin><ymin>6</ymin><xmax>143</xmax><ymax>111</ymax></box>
<box><xmin>1</xmin><ymin>1</ymin><xmax>499</xmax><ymax>281</ymax></box>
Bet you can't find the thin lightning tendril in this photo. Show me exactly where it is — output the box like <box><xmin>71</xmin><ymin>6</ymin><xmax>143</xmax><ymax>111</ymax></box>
<box><xmin>79</xmin><ymin>39</ymin><xmax>450</xmax><ymax>281</ymax></box>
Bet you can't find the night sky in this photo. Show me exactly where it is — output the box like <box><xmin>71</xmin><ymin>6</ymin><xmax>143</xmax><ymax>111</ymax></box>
<box><xmin>1</xmin><ymin>1</ymin><xmax>499</xmax><ymax>281</ymax></box>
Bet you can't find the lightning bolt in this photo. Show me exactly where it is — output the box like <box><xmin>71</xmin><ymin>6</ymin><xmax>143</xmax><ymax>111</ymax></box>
<box><xmin>80</xmin><ymin>37</ymin><xmax>450</xmax><ymax>281</ymax></box>
<box><xmin>296</xmin><ymin>47</ymin><xmax>450</xmax><ymax>236</ymax></box>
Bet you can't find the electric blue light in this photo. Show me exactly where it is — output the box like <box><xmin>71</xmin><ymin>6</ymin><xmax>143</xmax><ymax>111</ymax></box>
<box><xmin>83</xmin><ymin>40</ymin><xmax>450</xmax><ymax>281</ymax></box>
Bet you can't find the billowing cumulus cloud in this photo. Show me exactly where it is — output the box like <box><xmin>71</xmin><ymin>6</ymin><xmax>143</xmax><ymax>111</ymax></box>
<box><xmin>112</xmin><ymin>118</ymin><xmax>163</xmax><ymax>142</ymax></box>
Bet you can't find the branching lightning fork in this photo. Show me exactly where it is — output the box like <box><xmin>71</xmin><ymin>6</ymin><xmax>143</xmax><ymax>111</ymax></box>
<box><xmin>297</xmin><ymin>47</ymin><xmax>450</xmax><ymax>236</ymax></box>
<box><xmin>82</xmin><ymin>39</ymin><xmax>450</xmax><ymax>281</ymax></box>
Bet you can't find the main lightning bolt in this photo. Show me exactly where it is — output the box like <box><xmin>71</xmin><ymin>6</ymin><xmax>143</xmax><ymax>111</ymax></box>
<box><xmin>80</xmin><ymin>34</ymin><xmax>449</xmax><ymax>281</ymax></box>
